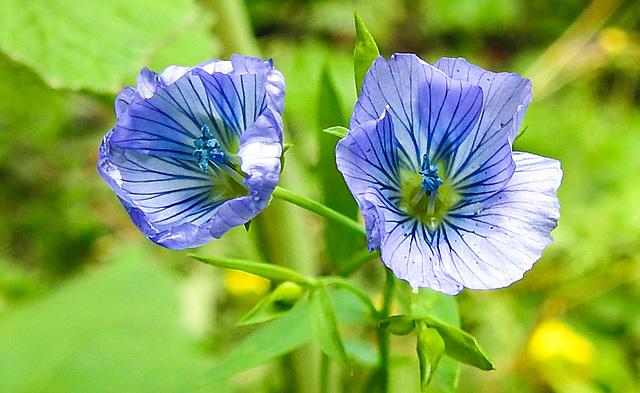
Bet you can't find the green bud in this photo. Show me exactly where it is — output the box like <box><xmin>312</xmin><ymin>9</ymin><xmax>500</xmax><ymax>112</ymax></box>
<box><xmin>379</xmin><ymin>315</ymin><xmax>417</xmax><ymax>336</ymax></box>
<box><xmin>271</xmin><ymin>281</ymin><xmax>306</xmax><ymax>310</ymax></box>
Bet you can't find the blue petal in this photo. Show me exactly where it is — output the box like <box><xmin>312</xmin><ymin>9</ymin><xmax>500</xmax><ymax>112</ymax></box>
<box><xmin>98</xmin><ymin>138</ymin><xmax>223</xmax><ymax>247</ymax></box>
<box><xmin>435</xmin><ymin>58</ymin><xmax>532</xmax><ymax>202</ymax></box>
<box><xmin>351</xmin><ymin>54</ymin><xmax>483</xmax><ymax>168</ymax></box>
<box><xmin>434</xmin><ymin>57</ymin><xmax>532</xmax><ymax>144</ymax></box>
<box><xmin>237</xmin><ymin>111</ymin><xmax>283</xmax><ymax>207</ymax></box>
<box><xmin>361</xmin><ymin>188</ymin><xmax>464</xmax><ymax>294</ymax></box>
<box><xmin>110</xmin><ymin>70</ymin><xmax>218</xmax><ymax>159</ymax></box>
<box><xmin>436</xmin><ymin>152</ymin><xmax>562</xmax><ymax>290</ymax></box>
<box><xmin>192</xmin><ymin>68</ymin><xmax>268</xmax><ymax>140</ymax></box>
<box><xmin>336</xmin><ymin>111</ymin><xmax>401</xmax><ymax>248</ymax></box>
<box><xmin>337</xmin><ymin>111</ymin><xmax>400</xmax><ymax>197</ymax></box>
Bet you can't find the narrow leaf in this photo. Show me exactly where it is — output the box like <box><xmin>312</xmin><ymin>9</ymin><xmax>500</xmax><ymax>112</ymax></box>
<box><xmin>323</xmin><ymin>126</ymin><xmax>350</xmax><ymax>139</ymax></box>
<box><xmin>423</xmin><ymin>316</ymin><xmax>495</xmax><ymax>370</ymax></box>
<box><xmin>190</xmin><ymin>255</ymin><xmax>316</xmax><ymax>287</ymax></box>
<box><xmin>205</xmin><ymin>289</ymin><xmax>367</xmax><ymax>382</ymax></box>
<box><xmin>353</xmin><ymin>12</ymin><xmax>380</xmax><ymax>95</ymax></box>
<box><xmin>417</xmin><ymin>322</ymin><xmax>446</xmax><ymax>392</ymax></box>
<box><xmin>309</xmin><ymin>285</ymin><xmax>348</xmax><ymax>366</ymax></box>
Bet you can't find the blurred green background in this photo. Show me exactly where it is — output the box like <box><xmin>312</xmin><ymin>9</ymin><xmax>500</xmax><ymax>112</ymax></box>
<box><xmin>0</xmin><ymin>0</ymin><xmax>639</xmax><ymax>392</ymax></box>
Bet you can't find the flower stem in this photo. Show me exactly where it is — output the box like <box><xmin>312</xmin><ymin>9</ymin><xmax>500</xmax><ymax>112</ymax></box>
<box><xmin>271</xmin><ymin>186</ymin><xmax>367</xmax><ymax>237</ymax></box>
<box><xmin>377</xmin><ymin>268</ymin><xmax>395</xmax><ymax>393</ymax></box>
<box><xmin>204</xmin><ymin>0</ymin><xmax>261</xmax><ymax>57</ymax></box>
<box><xmin>320</xmin><ymin>353</ymin><xmax>330</xmax><ymax>393</ymax></box>
<box><xmin>321</xmin><ymin>277</ymin><xmax>379</xmax><ymax>318</ymax></box>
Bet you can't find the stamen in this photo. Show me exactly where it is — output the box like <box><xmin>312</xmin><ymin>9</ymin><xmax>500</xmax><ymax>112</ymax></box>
<box><xmin>193</xmin><ymin>125</ymin><xmax>226</xmax><ymax>171</ymax></box>
<box><xmin>418</xmin><ymin>154</ymin><xmax>442</xmax><ymax>217</ymax></box>
<box><xmin>419</xmin><ymin>154</ymin><xmax>443</xmax><ymax>192</ymax></box>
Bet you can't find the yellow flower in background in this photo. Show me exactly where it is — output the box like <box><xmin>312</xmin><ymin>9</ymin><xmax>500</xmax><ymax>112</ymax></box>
<box><xmin>598</xmin><ymin>27</ymin><xmax>630</xmax><ymax>55</ymax></box>
<box><xmin>528</xmin><ymin>319</ymin><xmax>594</xmax><ymax>366</ymax></box>
<box><xmin>224</xmin><ymin>270</ymin><xmax>270</xmax><ymax>297</ymax></box>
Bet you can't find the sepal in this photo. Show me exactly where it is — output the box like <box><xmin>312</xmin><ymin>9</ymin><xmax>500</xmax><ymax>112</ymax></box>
<box><xmin>379</xmin><ymin>315</ymin><xmax>416</xmax><ymax>336</ymax></box>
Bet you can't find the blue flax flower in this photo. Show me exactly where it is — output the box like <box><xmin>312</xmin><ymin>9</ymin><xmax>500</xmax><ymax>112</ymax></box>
<box><xmin>336</xmin><ymin>54</ymin><xmax>562</xmax><ymax>294</ymax></box>
<box><xmin>98</xmin><ymin>55</ymin><xmax>285</xmax><ymax>249</ymax></box>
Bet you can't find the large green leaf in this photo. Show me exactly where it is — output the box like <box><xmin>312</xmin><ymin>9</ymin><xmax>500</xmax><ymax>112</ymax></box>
<box><xmin>0</xmin><ymin>247</ymin><xmax>216</xmax><ymax>393</ymax></box>
<box><xmin>0</xmin><ymin>0</ymin><xmax>213</xmax><ymax>92</ymax></box>
<box><xmin>317</xmin><ymin>65</ymin><xmax>362</xmax><ymax>267</ymax></box>
<box><xmin>204</xmin><ymin>289</ymin><xmax>368</xmax><ymax>383</ymax></box>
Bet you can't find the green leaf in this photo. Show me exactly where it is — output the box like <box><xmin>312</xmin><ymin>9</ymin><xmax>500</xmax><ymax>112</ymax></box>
<box><xmin>344</xmin><ymin>340</ymin><xmax>378</xmax><ymax>367</ymax></box>
<box><xmin>317</xmin><ymin>65</ymin><xmax>362</xmax><ymax>267</ymax></box>
<box><xmin>323</xmin><ymin>126</ymin><xmax>350</xmax><ymax>139</ymax></box>
<box><xmin>190</xmin><ymin>254</ymin><xmax>316</xmax><ymax>287</ymax></box>
<box><xmin>380</xmin><ymin>315</ymin><xmax>417</xmax><ymax>336</ymax></box>
<box><xmin>0</xmin><ymin>247</ymin><xmax>217</xmax><ymax>393</ymax></box>
<box><xmin>205</xmin><ymin>289</ymin><xmax>367</xmax><ymax>383</ymax></box>
<box><xmin>408</xmin><ymin>287</ymin><xmax>493</xmax><ymax>370</ymax></box>
<box><xmin>403</xmin><ymin>286</ymin><xmax>461</xmax><ymax>391</ymax></box>
<box><xmin>0</xmin><ymin>0</ymin><xmax>211</xmax><ymax>92</ymax></box>
<box><xmin>353</xmin><ymin>11</ymin><xmax>380</xmax><ymax>95</ymax></box>
<box><xmin>237</xmin><ymin>281</ymin><xmax>307</xmax><ymax>326</ymax></box>
<box><xmin>410</xmin><ymin>288</ymin><xmax>460</xmax><ymax>325</ymax></box>
<box><xmin>422</xmin><ymin>315</ymin><xmax>495</xmax><ymax>371</ymax></box>
<box><xmin>309</xmin><ymin>285</ymin><xmax>349</xmax><ymax>365</ymax></box>
<box><xmin>279</xmin><ymin>142</ymin><xmax>293</xmax><ymax>173</ymax></box>
<box><xmin>416</xmin><ymin>322</ymin><xmax>446</xmax><ymax>392</ymax></box>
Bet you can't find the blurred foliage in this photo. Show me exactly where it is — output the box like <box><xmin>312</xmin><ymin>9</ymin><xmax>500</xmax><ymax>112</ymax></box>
<box><xmin>0</xmin><ymin>0</ymin><xmax>639</xmax><ymax>392</ymax></box>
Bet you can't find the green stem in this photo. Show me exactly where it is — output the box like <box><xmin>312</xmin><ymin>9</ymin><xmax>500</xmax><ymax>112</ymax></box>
<box><xmin>321</xmin><ymin>277</ymin><xmax>379</xmax><ymax>318</ymax></box>
<box><xmin>340</xmin><ymin>249</ymin><xmax>381</xmax><ymax>277</ymax></box>
<box><xmin>204</xmin><ymin>0</ymin><xmax>261</xmax><ymax>57</ymax></box>
<box><xmin>377</xmin><ymin>268</ymin><xmax>395</xmax><ymax>393</ymax></box>
<box><xmin>272</xmin><ymin>186</ymin><xmax>367</xmax><ymax>237</ymax></box>
<box><xmin>320</xmin><ymin>353</ymin><xmax>330</xmax><ymax>393</ymax></box>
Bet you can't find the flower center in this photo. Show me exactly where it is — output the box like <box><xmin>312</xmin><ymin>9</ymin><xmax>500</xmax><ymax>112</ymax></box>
<box><xmin>399</xmin><ymin>154</ymin><xmax>460</xmax><ymax>230</ymax></box>
<box><xmin>193</xmin><ymin>125</ymin><xmax>226</xmax><ymax>171</ymax></box>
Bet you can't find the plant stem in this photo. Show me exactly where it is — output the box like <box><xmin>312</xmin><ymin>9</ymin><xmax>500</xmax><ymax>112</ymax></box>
<box><xmin>204</xmin><ymin>0</ymin><xmax>261</xmax><ymax>57</ymax></box>
<box><xmin>321</xmin><ymin>353</ymin><xmax>330</xmax><ymax>393</ymax></box>
<box><xmin>272</xmin><ymin>186</ymin><xmax>367</xmax><ymax>237</ymax></box>
<box><xmin>321</xmin><ymin>277</ymin><xmax>379</xmax><ymax>318</ymax></box>
<box><xmin>377</xmin><ymin>268</ymin><xmax>395</xmax><ymax>393</ymax></box>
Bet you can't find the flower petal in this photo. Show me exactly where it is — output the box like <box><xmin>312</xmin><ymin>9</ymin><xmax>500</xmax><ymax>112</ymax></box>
<box><xmin>336</xmin><ymin>111</ymin><xmax>401</xmax><ymax>248</ymax></box>
<box><xmin>98</xmin><ymin>136</ymin><xmax>222</xmax><ymax>249</ymax></box>
<box><xmin>434</xmin><ymin>57</ymin><xmax>532</xmax><ymax>144</ymax></box>
<box><xmin>362</xmin><ymin>188</ymin><xmax>463</xmax><ymax>294</ymax></box>
<box><xmin>110</xmin><ymin>70</ymin><xmax>217</xmax><ymax>159</ymax></box>
<box><xmin>193</xmin><ymin>71</ymin><xmax>266</xmax><ymax>140</ymax></box>
<box><xmin>351</xmin><ymin>54</ymin><xmax>483</xmax><ymax>168</ymax></box>
<box><xmin>437</xmin><ymin>152</ymin><xmax>562</xmax><ymax>291</ymax></box>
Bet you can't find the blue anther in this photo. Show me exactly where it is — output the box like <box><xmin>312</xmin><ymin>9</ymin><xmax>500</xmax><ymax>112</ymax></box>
<box><xmin>193</xmin><ymin>125</ymin><xmax>226</xmax><ymax>171</ymax></box>
<box><xmin>419</xmin><ymin>154</ymin><xmax>443</xmax><ymax>192</ymax></box>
